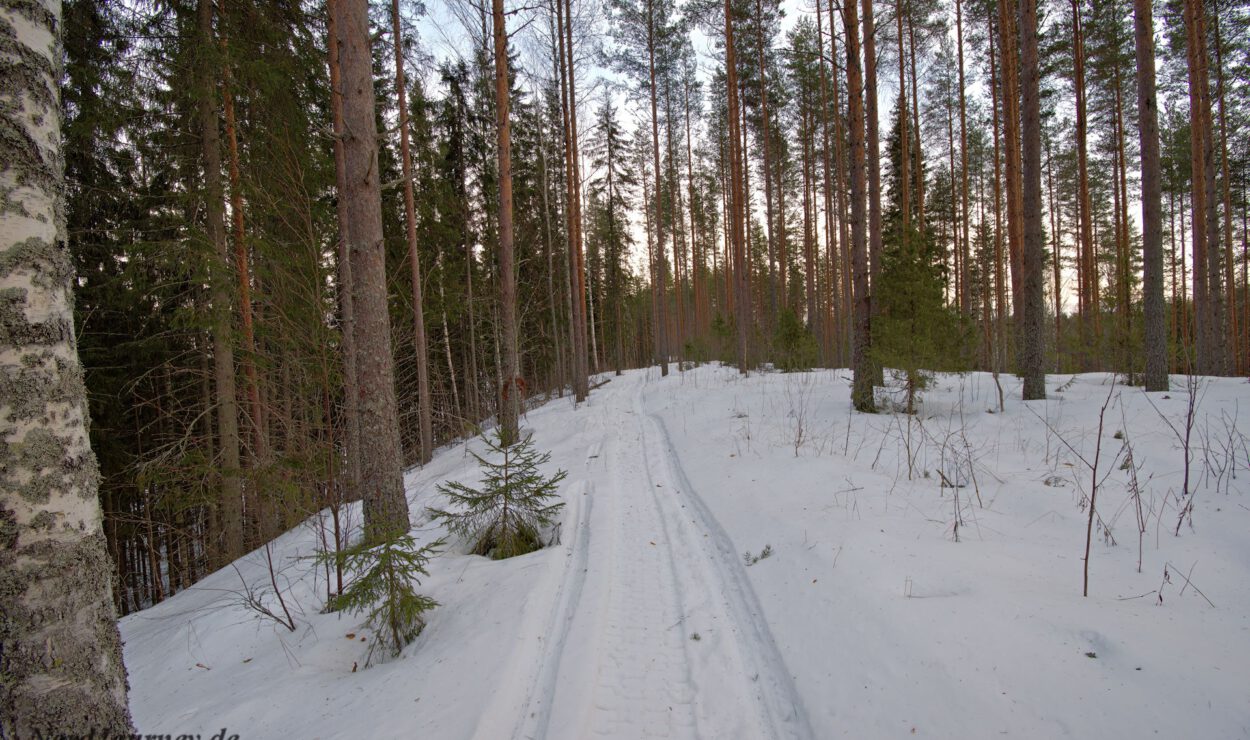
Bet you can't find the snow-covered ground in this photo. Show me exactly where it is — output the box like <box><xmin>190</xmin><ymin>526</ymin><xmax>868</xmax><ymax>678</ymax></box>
<box><xmin>121</xmin><ymin>366</ymin><xmax>1250</xmax><ymax>739</ymax></box>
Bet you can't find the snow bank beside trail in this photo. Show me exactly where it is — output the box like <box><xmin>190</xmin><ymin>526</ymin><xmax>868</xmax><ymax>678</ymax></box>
<box><xmin>119</xmin><ymin>391</ymin><xmax>594</xmax><ymax>740</ymax></box>
<box><xmin>643</xmin><ymin>366</ymin><xmax>1250</xmax><ymax>738</ymax></box>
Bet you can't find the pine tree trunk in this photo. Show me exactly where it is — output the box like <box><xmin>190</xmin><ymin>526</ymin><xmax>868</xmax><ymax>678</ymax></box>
<box><xmin>1212</xmin><ymin>11</ymin><xmax>1238</xmax><ymax>373</ymax></box>
<box><xmin>1185</xmin><ymin>0</ymin><xmax>1212</xmax><ymax>374</ymax></box>
<box><xmin>0</xmin><ymin>1</ymin><xmax>134</xmax><ymax>732</ymax></box>
<box><xmin>845</xmin><ymin>0</ymin><xmax>874</xmax><ymax>412</ymax></box>
<box><xmin>956</xmin><ymin>0</ymin><xmax>972</xmax><ymax>316</ymax></box>
<box><xmin>908</xmin><ymin>15</ymin><xmax>925</xmax><ymax>237</ymax></box>
<box><xmin>391</xmin><ymin>0</ymin><xmax>434</xmax><ymax>464</ymax></box>
<box><xmin>492</xmin><ymin>0</ymin><xmax>522</xmax><ymax>445</ymax></box>
<box><xmin>562</xmin><ymin>0</ymin><xmax>591</xmax><ymax>396</ymax></box>
<box><xmin>988</xmin><ymin>3</ymin><xmax>1008</xmax><ymax>388</ymax></box>
<box><xmin>756</xmin><ymin>0</ymin><xmax>778</xmax><ymax>327</ymax></box>
<box><xmin>326</xmin><ymin>0</ymin><xmax>362</xmax><ymax>498</ymax></box>
<box><xmin>221</xmin><ymin>43</ymin><xmax>268</xmax><ymax>462</ymax></box>
<box><xmin>861</xmin><ymin>0</ymin><xmax>882</xmax><ymax>383</ymax></box>
<box><xmin>197</xmin><ymin>0</ymin><xmax>244</xmax><ymax>560</ymax></box>
<box><xmin>1135</xmin><ymin>0</ymin><xmax>1167</xmax><ymax>390</ymax></box>
<box><xmin>1072</xmin><ymin>0</ymin><xmax>1096</xmax><ymax>367</ymax></box>
<box><xmin>816</xmin><ymin>0</ymin><xmax>837</xmax><ymax>360</ymax></box>
<box><xmin>1018</xmin><ymin>0</ymin><xmax>1046</xmax><ymax>400</ymax></box>
<box><xmin>895</xmin><ymin>0</ymin><xmax>910</xmax><ymax>235</ymax></box>
<box><xmin>725</xmin><ymin>0</ymin><xmax>749</xmax><ymax>374</ymax></box>
<box><xmin>1000</xmin><ymin>0</ymin><xmax>1024</xmax><ymax>321</ymax></box>
<box><xmin>335</xmin><ymin>0</ymin><xmax>410</xmax><ymax>538</ymax></box>
<box><xmin>647</xmin><ymin>0</ymin><xmax>671</xmax><ymax>376</ymax></box>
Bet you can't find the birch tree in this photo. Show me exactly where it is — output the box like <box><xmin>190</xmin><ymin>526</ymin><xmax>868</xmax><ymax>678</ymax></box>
<box><xmin>0</xmin><ymin>0</ymin><xmax>133</xmax><ymax>733</ymax></box>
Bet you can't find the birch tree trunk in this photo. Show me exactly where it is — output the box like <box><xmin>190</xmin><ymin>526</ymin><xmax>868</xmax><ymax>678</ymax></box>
<box><xmin>0</xmin><ymin>0</ymin><xmax>133</xmax><ymax>733</ymax></box>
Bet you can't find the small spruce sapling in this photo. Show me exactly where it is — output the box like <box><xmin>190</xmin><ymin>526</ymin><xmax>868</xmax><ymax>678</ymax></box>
<box><xmin>772</xmin><ymin>309</ymin><xmax>819</xmax><ymax>372</ymax></box>
<box><xmin>327</xmin><ymin>533</ymin><xmax>442</xmax><ymax>662</ymax></box>
<box><xmin>871</xmin><ymin>226</ymin><xmax>970</xmax><ymax>414</ymax></box>
<box><xmin>428</xmin><ymin>429</ymin><xmax>567</xmax><ymax>559</ymax></box>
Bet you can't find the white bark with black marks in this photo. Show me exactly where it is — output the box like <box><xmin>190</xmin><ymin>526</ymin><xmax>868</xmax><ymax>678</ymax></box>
<box><xmin>0</xmin><ymin>0</ymin><xmax>133</xmax><ymax>734</ymax></box>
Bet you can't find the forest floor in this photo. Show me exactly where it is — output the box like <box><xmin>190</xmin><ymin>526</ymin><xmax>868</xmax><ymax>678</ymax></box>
<box><xmin>121</xmin><ymin>366</ymin><xmax>1250</xmax><ymax>739</ymax></box>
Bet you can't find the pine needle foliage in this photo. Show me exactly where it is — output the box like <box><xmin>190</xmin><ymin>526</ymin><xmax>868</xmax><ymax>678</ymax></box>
<box><xmin>326</xmin><ymin>533</ymin><xmax>441</xmax><ymax>663</ymax></box>
<box><xmin>429</xmin><ymin>429</ymin><xmax>567</xmax><ymax>559</ymax></box>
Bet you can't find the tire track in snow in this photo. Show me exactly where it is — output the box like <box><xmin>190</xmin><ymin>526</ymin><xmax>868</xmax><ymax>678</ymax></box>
<box><xmin>508</xmin><ymin>477</ymin><xmax>595</xmax><ymax>740</ymax></box>
<box><xmin>574</xmin><ymin>377</ymin><xmax>699</xmax><ymax>739</ymax></box>
<box><xmin>634</xmin><ymin>373</ymin><xmax>815</xmax><ymax>740</ymax></box>
<box><xmin>510</xmin><ymin>370</ymin><xmax>811</xmax><ymax>739</ymax></box>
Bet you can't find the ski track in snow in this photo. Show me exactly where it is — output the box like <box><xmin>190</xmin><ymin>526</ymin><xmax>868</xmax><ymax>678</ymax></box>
<box><xmin>510</xmin><ymin>370</ymin><xmax>813</xmax><ymax>740</ymax></box>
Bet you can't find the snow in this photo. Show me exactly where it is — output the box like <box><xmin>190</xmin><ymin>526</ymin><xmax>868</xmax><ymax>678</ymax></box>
<box><xmin>121</xmin><ymin>366</ymin><xmax>1250</xmax><ymax>738</ymax></box>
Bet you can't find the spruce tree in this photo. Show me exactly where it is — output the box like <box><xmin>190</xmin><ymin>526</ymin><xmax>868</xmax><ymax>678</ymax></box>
<box><xmin>874</xmin><ymin>106</ymin><xmax>970</xmax><ymax>413</ymax></box>
<box><xmin>428</xmin><ymin>430</ymin><xmax>567</xmax><ymax>559</ymax></box>
<box><xmin>328</xmin><ymin>533</ymin><xmax>440</xmax><ymax>663</ymax></box>
<box><xmin>872</xmin><ymin>228</ymin><xmax>969</xmax><ymax>413</ymax></box>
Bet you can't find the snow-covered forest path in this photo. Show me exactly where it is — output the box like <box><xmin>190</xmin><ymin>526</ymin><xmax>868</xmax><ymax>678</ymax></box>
<box><xmin>508</xmin><ymin>369</ymin><xmax>813</xmax><ymax>740</ymax></box>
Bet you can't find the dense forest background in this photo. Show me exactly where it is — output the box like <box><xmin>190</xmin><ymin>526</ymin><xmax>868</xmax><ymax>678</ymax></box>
<box><xmin>62</xmin><ymin>0</ymin><xmax>1249</xmax><ymax>615</ymax></box>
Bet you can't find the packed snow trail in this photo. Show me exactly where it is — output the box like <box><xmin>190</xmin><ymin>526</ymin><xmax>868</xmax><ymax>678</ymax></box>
<box><xmin>509</xmin><ymin>369</ymin><xmax>813</xmax><ymax>740</ymax></box>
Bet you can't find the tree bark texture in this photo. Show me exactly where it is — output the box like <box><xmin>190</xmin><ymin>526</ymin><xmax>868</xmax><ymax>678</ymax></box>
<box><xmin>335</xmin><ymin>0</ymin><xmax>410</xmax><ymax>538</ymax></box>
<box><xmin>0</xmin><ymin>0</ymin><xmax>135</xmax><ymax>734</ymax></box>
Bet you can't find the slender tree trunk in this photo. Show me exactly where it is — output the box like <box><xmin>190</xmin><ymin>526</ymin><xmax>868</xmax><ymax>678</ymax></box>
<box><xmin>896</xmin><ymin>0</ymin><xmax>910</xmax><ymax>234</ymax></box>
<box><xmin>1046</xmin><ymin>136</ymin><xmax>1062</xmax><ymax>359</ymax></box>
<box><xmin>802</xmin><ymin>102</ymin><xmax>816</xmax><ymax>331</ymax></box>
<box><xmin>197</xmin><ymin>0</ymin><xmax>244</xmax><ymax>559</ymax></box>
<box><xmin>817</xmin><ymin>0</ymin><xmax>839</xmax><ymax>360</ymax></box>
<box><xmin>1073</xmin><ymin>0</ymin><xmax>1096</xmax><ymax>366</ymax></box>
<box><xmin>1000</xmin><ymin>0</ymin><xmax>1024</xmax><ymax>318</ymax></box>
<box><xmin>391</xmin><ymin>0</ymin><xmax>434</xmax><ymax>463</ymax></box>
<box><xmin>725</xmin><ymin>0</ymin><xmax>749</xmax><ymax>373</ymax></box>
<box><xmin>956</xmin><ymin>0</ymin><xmax>972</xmax><ymax>316</ymax></box>
<box><xmin>537</xmin><ymin>113</ymin><xmax>568</xmax><ymax>388</ymax></box>
<box><xmin>1019</xmin><ymin>0</ymin><xmax>1045</xmax><ymax>399</ymax></box>
<box><xmin>221</xmin><ymin>42</ymin><xmax>267</xmax><ymax>462</ymax></box>
<box><xmin>908</xmin><ymin>13</ymin><xmax>925</xmax><ymax>237</ymax></box>
<box><xmin>756</xmin><ymin>0</ymin><xmax>778</xmax><ymax>326</ymax></box>
<box><xmin>862</xmin><ymin>0</ymin><xmax>883</xmax><ymax>384</ymax></box>
<box><xmin>648</xmin><ymin>0</ymin><xmax>671</xmax><ymax>376</ymax></box>
<box><xmin>1135</xmin><ymin>0</ymin><xmax>1167</xmax><ymax>390</ymax></box>
<box><xmin>664</xmin><ymin>81</ymin><xmax>687</xmax><ymax>361</ymax></box>
<box><xmin>684</xmin><ymin>78</ymin><xmax>703</xmax><ymax>338</ymax></box>
<box><xmin>988</xmin><ymin>3</ymin><xmax>1007</xmax><ymax>385</ymax></box>
<box><xmin>1113</xmin><ymin>73</ymin><xmax>1132</xmax><ymax>375</ymax></box>
<box><xmin>336</xmin><ymin>0</ymin><xmax>410</xmax><ymax>538</ymax></box>
<box><xmin>563</xmin><ymin>0</ymin><xmax>591</xmax><ymax>396</ymax></box>
<box><xmin>1186</xmin><ymin>0</ymin><xmax>1213</xmax><ymax>373</ymax></box>
<box><xmin>492</xmin><ymin>0</ymin><xmax>522</xmax><ymax>443</ymax></box>
<box><xmin>326</xmin><ymin>0</ymin><xmax>362</xmax><ymax>498</ymax></box>
<box><xmin>0</xmin><ymin>0</ymin><xmax>134</xmax><ymax>732</ymax></box>
<box><xmin>1212</xmin><ymin>10</ymin><xmax>1237</xmax><ymax>372</ymax></box>
<box><xmin>846</xmin><ymin>0</ymin><xmax>873</xmax><ymax>411</ymax></box>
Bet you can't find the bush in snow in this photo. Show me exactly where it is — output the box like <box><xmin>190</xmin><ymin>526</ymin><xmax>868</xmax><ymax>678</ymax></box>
<box><xmin>327</xmin><ymin>533</ymin><xmax>441</xmax><ymax>662</ymax></box>
<box><xmin>428</xmin><ymin>428</ymin><xmax>567</xmax><ymax>559</ymax></box>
